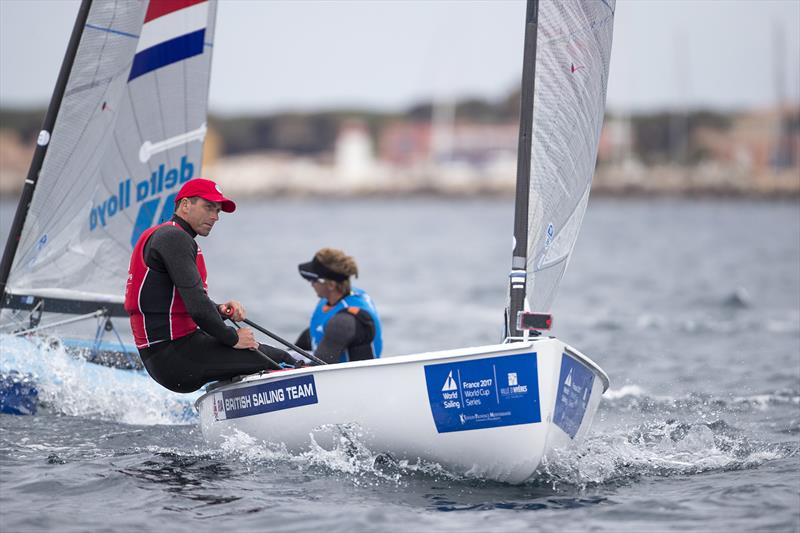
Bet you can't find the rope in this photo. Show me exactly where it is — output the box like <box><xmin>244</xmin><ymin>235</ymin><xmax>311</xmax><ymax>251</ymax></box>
<box><xmin>11</xmin><ymin>310</ymin><xmax>104</xmax><ymax>336</ymax></box>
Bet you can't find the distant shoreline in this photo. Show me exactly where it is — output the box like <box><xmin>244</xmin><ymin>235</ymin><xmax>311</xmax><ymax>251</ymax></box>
<box><xmin>1</xmin><ymin>157</ymin><xmax>798</xmax><ymax>201</ymax></box>
<box><xmin>0</xmin><ymin>183</ymin><xmax>797</xmax><ymax>201</ymax></box>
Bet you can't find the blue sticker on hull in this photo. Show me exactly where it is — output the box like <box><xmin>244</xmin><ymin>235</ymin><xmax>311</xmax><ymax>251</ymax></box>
<box><xmin>424</xmin><ymin>353</ymin><xmax>541</xmax><ymax>433</ymax></box>
<box><xmin>553</xmin><ymin>353</ymin><xmax>595</xmax><ymax>439</ymax></box>
<box><xmin>212</xmin><ymin>374</ymin><xmax>318</xmax><ymax>421</ymax></box>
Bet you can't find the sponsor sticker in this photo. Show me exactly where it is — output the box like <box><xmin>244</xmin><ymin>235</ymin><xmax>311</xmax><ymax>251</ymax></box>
<box><xmin>212</xmin><ymin>374</ymin><xmax>318</xmax><ymax>421</ymax></box>
<box><xmin>553</xmin><ymin>353</ymin><xmax>595</xmax><ymax>439</ymax></box>
<box><xmin>88</xmin><ymin>156</ymin><xmax>196</xmax><ymax>247</ymax></box>
<box><xmin>424</xmin><ymin>353</ymin><xmax>541</xmax><ymax>433</ymax></box>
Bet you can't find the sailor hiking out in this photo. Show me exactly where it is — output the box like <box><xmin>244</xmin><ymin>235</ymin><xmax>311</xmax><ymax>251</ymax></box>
<box><xmin>124</xmin><ymin>178</ymin><xmax>302</xmax><ymax>393</ymax></box>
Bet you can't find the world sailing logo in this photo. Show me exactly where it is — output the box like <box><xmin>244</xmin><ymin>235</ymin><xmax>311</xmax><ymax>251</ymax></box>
<box><xmin>442</xmin><ymin>372</ymin><xmax>458</xmax><ymax>392</ymax></box>
<box><xmin>88</xmin><ymin>156</ymin><xmax>195</xmax><ymax>247</ymax></box>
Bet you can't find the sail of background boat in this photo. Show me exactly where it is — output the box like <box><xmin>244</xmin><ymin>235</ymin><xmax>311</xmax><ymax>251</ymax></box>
<box><xmin>1</xmin><ymin>0</ymin><xmax>217</xmax><ymax>322</ymax></box>
<box><xmin>0</xmin><ymin>0</ymin><xmax>218</xmax><ymax>418</ymax></box>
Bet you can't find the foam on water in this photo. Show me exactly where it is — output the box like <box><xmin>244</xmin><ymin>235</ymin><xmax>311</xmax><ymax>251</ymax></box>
<box><xmin>603</xmin><ymin>384</ymin><xmax>646</xmax><ymax>400</ymax></box>
<box><xmin>0</xmin><ymin>334</ymin><xmax>197</xmax><ymax>425</ymax></box>
<box><xmin>535</xmin><ymin>419</ymin><xmax>793</xmax><ymax>489</ymax></box>
<box><xmin>214</xmin><ymin>424</ymin><xmax>458</xmax><ymax>486</ymax></box>
<box><xmin>526</xmin><ymin>384</ymin><xmax>800</xmax><ymax>489</ymax></box>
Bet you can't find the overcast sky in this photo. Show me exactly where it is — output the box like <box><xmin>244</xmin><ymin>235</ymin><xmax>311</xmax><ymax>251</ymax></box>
<box><xmin>1</xmin><ymin>0</ymin><xmax>798</xmax><ymax>115</ymax></box>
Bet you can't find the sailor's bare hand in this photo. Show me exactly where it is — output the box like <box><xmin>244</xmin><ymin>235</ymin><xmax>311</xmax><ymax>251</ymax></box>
<box><xmin>219</xmin><ymin>300</ymin><xmax>246</xmax><ymax>321</ymax></box>
<box><xmin>233</xmin><ymin>327</ymin><xmax>259</xmax><ymax>350</ymax></box>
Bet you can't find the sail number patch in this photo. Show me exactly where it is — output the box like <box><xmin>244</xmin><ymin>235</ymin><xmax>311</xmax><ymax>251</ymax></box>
<box><xmin>212</xmin><ymin>374</ymin><xmax>318</xmax><ymax>421</ymax></box>
<box><xmin>424</xmin><ymin>353</ymin><xmax>541</xmax><ymax>433</ymax></box>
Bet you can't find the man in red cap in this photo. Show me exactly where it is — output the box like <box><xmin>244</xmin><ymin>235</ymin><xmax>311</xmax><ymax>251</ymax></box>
<box><xmin>124</xmin><ymin>178</ymin><xmax>300</xmax><ymax>393</ymax></box>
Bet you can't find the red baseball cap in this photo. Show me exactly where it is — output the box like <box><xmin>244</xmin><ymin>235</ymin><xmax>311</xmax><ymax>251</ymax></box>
<box><xmin>175</xmin><ymin>178</ymin><xmax>236</xmax><ymax>213</ymax></box>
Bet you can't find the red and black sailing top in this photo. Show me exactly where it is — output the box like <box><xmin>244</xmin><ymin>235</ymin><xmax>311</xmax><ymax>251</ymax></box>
<box><xmin>124</xmin><ymin>216</ymin><xmax>238</xmax><ymax>349</ymax></box>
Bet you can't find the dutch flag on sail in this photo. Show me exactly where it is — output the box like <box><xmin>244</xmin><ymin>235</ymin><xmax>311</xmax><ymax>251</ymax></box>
<box><xmin>129</xmin><ymin>0</ymin><xmax>209</xmax><ymax>81</ymax></box>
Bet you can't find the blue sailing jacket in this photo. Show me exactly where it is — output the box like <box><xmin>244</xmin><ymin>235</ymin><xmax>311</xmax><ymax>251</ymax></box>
<box><xmin>309</xmin><ymin>287</ymin><xmax>383</xmax><ymax>362</ymax></box>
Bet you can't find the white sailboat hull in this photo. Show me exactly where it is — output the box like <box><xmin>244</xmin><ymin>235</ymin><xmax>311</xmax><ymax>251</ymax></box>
<box><xmin>196</xmin><ymin>337</ymin><xmax>608</xmax><ymax>483</ymax></box>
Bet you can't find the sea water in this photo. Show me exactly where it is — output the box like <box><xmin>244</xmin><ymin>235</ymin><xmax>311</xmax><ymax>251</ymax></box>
<box><xmin>0</xmin><ymin>197</ymin><xmax>798</xmax><ymax>532</ymax></box>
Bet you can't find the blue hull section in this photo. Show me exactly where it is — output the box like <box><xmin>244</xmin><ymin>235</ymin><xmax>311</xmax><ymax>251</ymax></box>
<box><xmin>0</xmin><ymin>371</ymin><xmax>38</xmax><ymax>415</ymax></box>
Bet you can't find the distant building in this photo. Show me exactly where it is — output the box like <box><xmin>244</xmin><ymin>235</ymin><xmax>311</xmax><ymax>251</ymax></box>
<box><xmin>447</xmin><ymin>124</ymin><xmax>518</xmax><ymax>167</ymax></box>
<box><xmin>378</xmin><ymin>121</ymin><xmax>517</xmax><ymax>169</ymax></box>
<box><xmin>597</xmin><ymin>117</ymin><xmax>635</xmax><ymax>164</ymax></box>
<box><xmin>378</xmin><ymin>122</ymin><xmax>432</xmax><ymax>167</ymax></box>
<box><xmin>693</xmin><ymin>106</ymin><xmax>800</xmax><ymax>175</ymax></box>
<box><xmin>335</xmin><ymin>120</ymin><xmax>374</xmax><ymax>184</ymax></box>
<box><xmin>0</xmin><ymin>129</ymin><xmax>33</xmax><ymax>194</ymax></box>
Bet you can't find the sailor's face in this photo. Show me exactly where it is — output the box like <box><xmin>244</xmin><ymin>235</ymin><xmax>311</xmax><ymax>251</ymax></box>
<box><xmin>311</xmin><ymin>278</ymin><xmax>346</xmax><ymax>304</ymax></box>
<box><xmin>181</xmin><ymin>198</ymin><xmax>221</xmax><ymax>236</ymax></box>
<box><xmin>310</xmin><ymin>278</ymin><xmax>329</xmax><ymax>299</ymax></box>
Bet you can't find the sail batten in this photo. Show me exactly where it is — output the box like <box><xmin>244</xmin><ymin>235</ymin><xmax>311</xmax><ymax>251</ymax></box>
<box><xmin>1</xmin><ymin>0</ymin><xmax>218</xmax><ymax>314</ymax></box>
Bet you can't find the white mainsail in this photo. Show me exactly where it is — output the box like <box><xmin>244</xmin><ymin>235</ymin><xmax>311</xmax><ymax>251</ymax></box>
<box><xmin>525</xmin><ymin>0</ymin><xmax>615</xmax><ymax>312</ymax></box>
<box><xmin>5</xmin><ymin>0</ymin><xmax>217</xmax><ymax>307</ymax></box>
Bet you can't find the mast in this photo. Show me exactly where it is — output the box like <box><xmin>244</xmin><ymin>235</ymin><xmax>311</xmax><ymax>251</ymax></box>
<box><xmin>507</xmin><ymin>0</ymin><xmax>539</xmax><ymax>339</ymax></box>
<box><xmin>0</xmin><ymin>0</ymin><xmax>93</xmax><ymax>301</ymax></box>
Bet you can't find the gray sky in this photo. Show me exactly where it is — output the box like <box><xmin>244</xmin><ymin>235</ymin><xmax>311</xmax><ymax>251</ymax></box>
<box><xmin>1</xmin><ymin>0</ymin><xmax>798</xmax><ymax>114</ymax></box>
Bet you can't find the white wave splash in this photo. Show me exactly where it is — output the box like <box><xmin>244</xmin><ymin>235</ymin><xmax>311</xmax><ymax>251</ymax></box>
<box><xmin>535</xmin><ymin>419</ymin><xmax>789</xmax><ymax>488</ymax></box>
<box><xmin>216</xmin><ymin>423</ymin><xmax>456</xmax><ymax>485</ymax></box>
<box><xmin>603</xmin><ymin>384</ymin><xmax>647</xmax><ymax>400</ymax></box>
<box><xmin>0</xmin><ymin>334</ymin><xmax>198</xmax><ymax>425</ymax></box>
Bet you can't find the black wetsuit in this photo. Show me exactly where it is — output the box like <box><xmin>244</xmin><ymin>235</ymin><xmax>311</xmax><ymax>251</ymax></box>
<box><xmin>138</xmin><ymin>215</ymin><xmax>297</xmax><ymax>393</ymax></box>
<box><xmin>296</xmin><ymin>310</ymin><xmax>377</xmax><ymax>364</ymax></box>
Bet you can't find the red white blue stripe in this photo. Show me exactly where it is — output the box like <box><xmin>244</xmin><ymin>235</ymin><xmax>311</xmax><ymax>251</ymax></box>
<box><xmin>129</xmin><ymin>0</ymin><xmax>209</xmax><ymax>81</ymax></box>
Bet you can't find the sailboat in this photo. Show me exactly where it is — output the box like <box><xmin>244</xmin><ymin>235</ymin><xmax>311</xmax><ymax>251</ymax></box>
<box><xmin>195</xmin><ymin>0</ymin><xmax>616</xmax><ymax>483</ymax></box>
<box><xmin>0</xmin><ymin>0</ymin><xmax>218</xmax><ymax>417</ymax></box>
